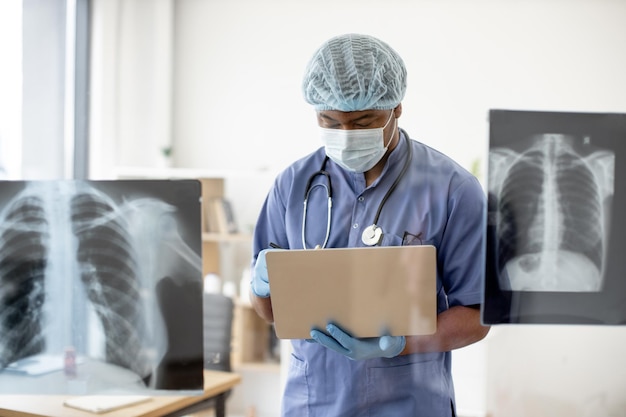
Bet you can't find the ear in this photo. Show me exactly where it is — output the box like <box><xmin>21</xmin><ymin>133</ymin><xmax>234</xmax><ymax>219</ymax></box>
<box><xmin>393</xmin><ymin>103</ymin><xmax>403</xmax><ymax>119</ymax></box>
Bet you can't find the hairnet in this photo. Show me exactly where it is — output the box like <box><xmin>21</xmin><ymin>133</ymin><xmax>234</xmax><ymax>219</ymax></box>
<box><xmin>302</xmin><ymin>33</ymin><xmax>407</xmax><ymax>112</ymax></box>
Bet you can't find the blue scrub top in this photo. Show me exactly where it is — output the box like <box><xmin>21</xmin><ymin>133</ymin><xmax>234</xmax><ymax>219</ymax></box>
<box><xmin>252</xmin><ymin>129</ymin><xmax>486</xmax><ymax>417</ymax></box>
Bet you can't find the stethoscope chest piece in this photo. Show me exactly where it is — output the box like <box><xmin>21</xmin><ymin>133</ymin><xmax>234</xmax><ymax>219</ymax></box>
<box><xmin>362</xmin><ymin>224</ymin><xmax>383</xmax><ymax>246</ymax></box>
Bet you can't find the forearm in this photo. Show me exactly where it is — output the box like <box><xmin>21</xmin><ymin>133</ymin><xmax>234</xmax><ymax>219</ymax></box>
<box><xmin>249</xmin><ymin>288</ymin><xmax>275</xmax><ymax>323</ymax></box>
<box><xmin>401</xmin><ymin>305</ymin><xmax>490</xmax><ymax>355</ymax></box>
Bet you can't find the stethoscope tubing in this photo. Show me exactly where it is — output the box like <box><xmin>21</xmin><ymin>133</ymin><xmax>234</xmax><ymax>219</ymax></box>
<box><xmin>371</xmin><ymin>135</ymin><xmax>413</xmax><ymax>227</ymax></box>
<box><xmin>302</xmin><ymin>179</ymin><xmax>332</xmax><ymax>250</ymax></box>
<box><xmin>302</xmin><ymin>133</ymin><xmax>413</xmax><ymax>248</ymax></box>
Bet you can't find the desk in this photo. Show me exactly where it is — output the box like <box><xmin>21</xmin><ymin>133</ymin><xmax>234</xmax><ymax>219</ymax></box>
<box><xmin>0</xmin><ymin>370</ymin><xmax>241</xmax><ymax>417</ymax></box>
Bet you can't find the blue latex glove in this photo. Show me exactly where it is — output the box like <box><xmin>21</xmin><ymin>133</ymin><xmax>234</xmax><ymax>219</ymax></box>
<box><xmin>310</xmin><ymin>323</ymin><xmax>406</xmax><ymax>360</ymax></box>
<box><xmin>250</xmin><ymin>248</ymin><xmax>275</xmax><ymax>298</ymax></box>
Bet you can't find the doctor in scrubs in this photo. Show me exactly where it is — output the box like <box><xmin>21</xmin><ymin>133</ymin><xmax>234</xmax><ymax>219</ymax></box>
<box><xmin>250</xmin><ymin>33</ymin><xmax>490</xmax><ymax>417</ymax></box>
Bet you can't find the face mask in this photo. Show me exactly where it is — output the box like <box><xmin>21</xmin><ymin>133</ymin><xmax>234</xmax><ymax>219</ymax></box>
<box><xmin>320</xmin><ymin>110</ymin><xmax>395</xmax><ymax>173</ymax></box>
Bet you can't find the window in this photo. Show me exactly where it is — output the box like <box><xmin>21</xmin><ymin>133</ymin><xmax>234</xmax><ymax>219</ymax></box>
<box><xmin>0</xmin><ymin>0</ymin><xmax>89</xmax><ymax>180</ymax></box>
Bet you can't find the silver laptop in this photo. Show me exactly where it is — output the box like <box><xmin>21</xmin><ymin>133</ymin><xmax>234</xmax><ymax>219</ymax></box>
<box><xmin>266</xmin><ymin>245</ymin><xmax>437</xmax><ymax>339</ymax></box>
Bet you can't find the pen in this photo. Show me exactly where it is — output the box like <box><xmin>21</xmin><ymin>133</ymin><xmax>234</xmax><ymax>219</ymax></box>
<box><xmin>270</xmin><ymin>242</ymin><xmax>322</xmax><ymax>249</ymax></box>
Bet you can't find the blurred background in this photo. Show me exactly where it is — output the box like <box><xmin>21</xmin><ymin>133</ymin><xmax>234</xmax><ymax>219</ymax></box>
<box><xmin>1</xmin><ymin>0</ymin><xmax>626</xmax><ymax>416</ymax></box>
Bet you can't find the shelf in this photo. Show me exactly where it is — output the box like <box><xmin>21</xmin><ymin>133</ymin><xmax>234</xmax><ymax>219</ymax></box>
<box><xmin>113</xmin><ymin>166</ymin><xmax>276</xmax><ymax>180</ymax></box>
<box><xmin>202</xmin><ymin>232</ymin><xmax>252</xmax><ymax>243</ymax></box>
<box><xmin>233</xmin><ymin>361</ymin><xmax>281</xmax><ymax>373</ymax></box>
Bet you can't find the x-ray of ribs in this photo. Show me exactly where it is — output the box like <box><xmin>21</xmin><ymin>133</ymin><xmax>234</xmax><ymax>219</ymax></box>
<box><xmin>0</xmin><ymin>182</ymin><xmax>199</xmax><ymax>386</ymax></box>
<box><xmin>70</xmin><ymin>189</ymin><xmax>152</xmax><ymax>381</ymax></box>
<box><xmin>0</xmin><ymin>195</ymin><xmax>49</xmax><ymax>368</ymax></box>
<box><xmin>489</xmin><ymin>134</ymin><xmax>615</xmax><ymax>292</ymax></box>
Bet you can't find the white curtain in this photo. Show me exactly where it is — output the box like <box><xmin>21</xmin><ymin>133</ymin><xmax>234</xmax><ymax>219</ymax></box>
<box><xmin>89</xmin><ymin>0</ymin><xmax>174</xmax><ymax>179</ymax></box>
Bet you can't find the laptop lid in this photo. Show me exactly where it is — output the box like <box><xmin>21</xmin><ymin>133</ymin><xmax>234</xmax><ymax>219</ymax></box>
<box><xmin>266</xmin><ymin>245</ymin><xmax>437</xmax><ymax>340</ymax></box>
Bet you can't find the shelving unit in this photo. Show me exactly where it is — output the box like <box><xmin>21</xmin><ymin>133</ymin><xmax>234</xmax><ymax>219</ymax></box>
<box><xmin>188</xmin><ymin>178</ymin><xmax>278</xmax><ymax>372</ymax></box>
<box><xmin>198</xmin><ymin>178</ymin><xmax>237</xmax><ymax>277</ymax></box>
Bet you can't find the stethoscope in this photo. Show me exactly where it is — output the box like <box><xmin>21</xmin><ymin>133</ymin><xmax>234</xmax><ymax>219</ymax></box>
<box><xmin>302</xmin><ymin>134</ymin><xmax>413</xmax><ymax>249</ymax></box>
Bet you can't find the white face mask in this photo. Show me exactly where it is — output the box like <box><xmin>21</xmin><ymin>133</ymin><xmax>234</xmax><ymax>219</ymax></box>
<box><xmin>320</xmin><ymin>110</ymin><xmax>396</xmax><ymax>173</ymax></box>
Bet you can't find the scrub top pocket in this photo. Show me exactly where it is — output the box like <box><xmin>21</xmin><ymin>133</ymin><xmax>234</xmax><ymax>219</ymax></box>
<box><xmin>366</xmin><ymin>353</ymin><xmax>452</xmax><ymax>417</ymax></box>
<box><xmin>282</xmin><ymin>354</ymin><xmax>310</xmax><ymax>417</ymax></box>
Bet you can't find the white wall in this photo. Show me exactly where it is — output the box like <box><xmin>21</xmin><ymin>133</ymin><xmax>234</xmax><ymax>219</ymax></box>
<box><xmin>487</xmin><ymin>326</ymin><xmax>626</xmax><ymax>416</ymax></box>
<box><xmin>91</xmin><ymin>0</ymin><xmax>626</xmax><ymax>415</ymax></box>
<box><xmin>172</xmin><ymin>0</ymin><xmax>626</xmax><ymax>173</ymax></box>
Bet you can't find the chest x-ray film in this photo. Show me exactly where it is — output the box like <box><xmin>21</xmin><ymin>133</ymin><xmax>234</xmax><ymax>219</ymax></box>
<box><xmin>0</xmin><ymin>180</ymin><xmax>204</xmax><ymax>394</ymax></box>
<box><xmin>483</xmin><ymin>109</ymin><xmax>626</xmax><ymax>325</ymax></box>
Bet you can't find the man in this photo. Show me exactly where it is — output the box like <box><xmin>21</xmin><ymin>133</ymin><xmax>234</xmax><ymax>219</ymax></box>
<box><xmin>250</xmin><ymin>33</ymin><xmax>489</xmax><ymax>416</ymax></box>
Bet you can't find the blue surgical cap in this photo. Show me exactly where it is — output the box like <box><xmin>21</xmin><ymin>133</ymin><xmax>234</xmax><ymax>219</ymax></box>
<box><xmin>302</xmin><ymin>33</ymin><xmax>407</xmax><ymax>112</ymax></box>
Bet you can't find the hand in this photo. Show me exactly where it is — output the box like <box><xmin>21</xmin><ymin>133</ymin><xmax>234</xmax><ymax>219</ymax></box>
<box><xmin>250</xmin><ymin>248</ymin><xmax>275</xmax><ymax>298</ymax></box>
<box><xmin>310</xmin><ymin>323</ymin><xmax>406</xmax><ymax>360</ymax></box>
